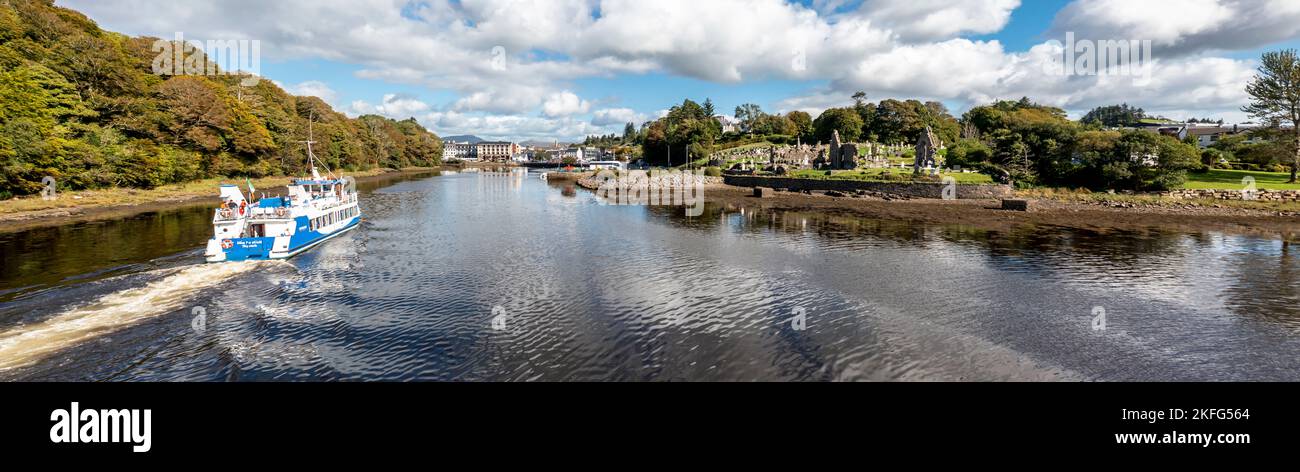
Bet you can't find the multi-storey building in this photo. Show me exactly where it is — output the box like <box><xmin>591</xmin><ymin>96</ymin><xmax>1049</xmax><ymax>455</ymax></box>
<box><xmin>475</xmin><ymin>141</ymin><xmax>519</xmax><ymax>162</ymax></box>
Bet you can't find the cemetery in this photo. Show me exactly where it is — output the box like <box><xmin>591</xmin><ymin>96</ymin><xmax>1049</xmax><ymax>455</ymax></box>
<box><xmin>716</xmin><ymin>125</ymin><xmax>1002</xmax><ymax>199</ymax></box>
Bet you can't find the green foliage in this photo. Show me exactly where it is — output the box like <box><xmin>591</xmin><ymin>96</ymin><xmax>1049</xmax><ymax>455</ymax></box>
<box><xmin>786</xmin><ymin>111</ymin><xmax>812</xmax><ymax>141</ymax></box>
<box><xmin>953</xmin><ymin>98</ymin><xmax>1200</xmax><ymax>191</ymax></box>
<box><xmin>945</xmin><ymin>138</ymin><xmax>992</xmax><ymax>168</ymax></box>
<box><xmin>812</xmin><ymin>107</ymin><xmax>863</xmax><ymax>143</ymax></box>
<box><xmin>1071</xmin><ymin>130</ymin><xmax>1198</xmax><ymax>190</ymax></box>
<box><xmin>1080</xmin><ymin>104</ymin><xmax>1148</xmax><ymax>127</ymax></box>
<box><xmin>0</xmin><ymin>0</ymin><xmax>441</xmax><ymax>198</ymax></box>
<box><xmin>642</xmin><ymin>98</ymin><xmax>719</xmax><ymax>166</ymax></box>
<box><xmin>861</xmin><ymin>99</ymin><xmax>959</xmax><ymax>145</ymax></box>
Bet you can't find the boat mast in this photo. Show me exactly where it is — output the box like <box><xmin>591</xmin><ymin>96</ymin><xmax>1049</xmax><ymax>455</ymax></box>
<box><xmin>300</xmin><ymin>112</ymin><xmax>319</xmax><ymax>178</ymax></box>
<box><xmin>299</xmin><ymin>112</ymin><xmax>337</xmax><ymax>180</ymax></box>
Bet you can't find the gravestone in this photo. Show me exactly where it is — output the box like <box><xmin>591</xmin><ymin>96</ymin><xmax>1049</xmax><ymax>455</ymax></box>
<box><xmin>914</xmin><ymin>125</ymin><xmax>941</xmax><ymax>174</ymax></box>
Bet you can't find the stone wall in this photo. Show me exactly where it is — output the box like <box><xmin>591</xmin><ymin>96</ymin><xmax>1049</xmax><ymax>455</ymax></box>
<box><xmin>1163</xmin><ymin>189</ymin><xmax>1300</xmax><ymax>202</ymax></box>
<box><xmin>723</xmin><ymin>175</ymin><xmax>1013</xmax><ymax>199</ymax></box>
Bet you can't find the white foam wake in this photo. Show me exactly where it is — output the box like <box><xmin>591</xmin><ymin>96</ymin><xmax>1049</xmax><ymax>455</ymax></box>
<box><xmin>0</xmin><ymin>261</ymin><xmax>279</xmax><ymax>371</ymax></box>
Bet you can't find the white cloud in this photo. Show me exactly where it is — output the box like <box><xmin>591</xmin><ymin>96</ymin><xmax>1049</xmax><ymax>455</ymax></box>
<box><xmin>591</xmin><ymin>108</ymin><xmax>647</xmax><ymax>126</ymax></box>
<box><xmin>285</xmin><ymin>80</ymin><xmax>338</xmax><ymax>105</ymax></box>
<box><xmin>541</xmin><ymin>91</ymin><xmax>592</xmax><ymax>117</ymax></box>
<box><xmin>855</xmin><ymin>0</ymin><xmax>1021</xmax><ymax>42</ymax></box>
<box><xmin>1050</xmin><ymin>0</ymin><xmax>1300</xmax><ymax>56</ymax></box>
<box><xmin>349</xmin><ymin>93</ymin><xmax>430</xmax><ymax>118</ymax></box>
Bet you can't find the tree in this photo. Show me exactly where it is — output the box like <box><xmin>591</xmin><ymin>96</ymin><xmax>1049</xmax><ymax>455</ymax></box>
<box><xmin>1243</xmin><ymin>49</ymin><xmax>1300</xmax><ymax>182</ymax></box>
<box><xmin>786</xmin><ymin>111</ymin><xmax>813</xmax><ymax>141</ymax></box>
<box><xmin>622</xmin><ymin>122</ymin><xmax>636</xmax><ymax>144</ymax></box>
<box><xmin>1080</xmin><ymin>104</ymin><xmax>1147</xmax><ymax>128</ymax></box>
<box><xmin>812</xmin><ymin>108</ymin><xmax>863</xmax><ymax>143</ymax></box>
<box><xmin>734</xmin><ymin>103</ymin><xmax>763</xmax><ymax>133</ymax></box>
<box><xmin>702</xmin><ymin>98</ymin><xmax>715</xmax><ymax>118</ymax></box>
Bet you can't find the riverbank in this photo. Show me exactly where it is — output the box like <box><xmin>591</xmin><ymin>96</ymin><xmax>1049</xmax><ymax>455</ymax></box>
<box><xmin>704</xmin><ymin>185</ymin><xmax>1300</xmax><ymax>240</ymax></box>
<box><xmin>0</xmin><ymin>167</ymin><xmax>439</xmax><ymax>234</ymax></box>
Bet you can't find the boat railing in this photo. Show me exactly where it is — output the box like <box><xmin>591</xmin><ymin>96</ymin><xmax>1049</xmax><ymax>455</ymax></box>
<box><xmin>214</xmin><ymin>208</ymin><xmax>244</xmax><ymax>221</ymax></box>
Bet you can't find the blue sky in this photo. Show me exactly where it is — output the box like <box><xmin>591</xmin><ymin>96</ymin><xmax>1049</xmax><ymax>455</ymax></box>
<box><xmin>58</xmin><ymin>0</ymin><xmax>1300</xmax><ymax>142</ymax></box>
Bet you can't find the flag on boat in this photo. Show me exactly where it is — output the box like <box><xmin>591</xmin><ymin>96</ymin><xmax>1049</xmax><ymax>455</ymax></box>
<box><xmin>246</xmin><ymin>178</ymin><xmax>255</xmax><ymax>194</ymax></box>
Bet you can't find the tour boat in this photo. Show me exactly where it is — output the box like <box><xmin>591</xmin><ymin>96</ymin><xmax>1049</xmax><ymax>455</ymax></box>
<box><xmin>204</xmin><ymin>134</ymin><xmax>361</xmax><ymax>262</ymax></box>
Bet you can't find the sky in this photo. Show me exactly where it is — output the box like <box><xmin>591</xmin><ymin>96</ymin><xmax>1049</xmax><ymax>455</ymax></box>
<box><xmin>57</xmin><ymin>0</ymin><xmax>1300</xmax><ymax>142</ymax></box>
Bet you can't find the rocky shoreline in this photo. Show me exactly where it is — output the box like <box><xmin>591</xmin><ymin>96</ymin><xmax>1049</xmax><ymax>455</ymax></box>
<box><xmin>701</xmin><ymin>185</ymin><xmax>1300</xmax><ymax>240</ymax></box>
<box><xmin>575</xmin><ymin>171</ymin><xmax>723</xmax><ymax>190</ymax></box>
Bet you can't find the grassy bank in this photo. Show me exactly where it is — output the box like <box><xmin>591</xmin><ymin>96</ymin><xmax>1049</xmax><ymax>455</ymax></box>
<box><xmin>1184</xmin><ymin>169</ymin><xmax>1300</xmax><ymax>190</ymax></box>
<box><xmin>784</xmin><ymin>167</ymin><xmax>995</xmax><ymax>184</ymax></box>
<box><xmin>0</xmin><ymin>168</ymin><xmax>429</xmax><ymax>216</ymax></box>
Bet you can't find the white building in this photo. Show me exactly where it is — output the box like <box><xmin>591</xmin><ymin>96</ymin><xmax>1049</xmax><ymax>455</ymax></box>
<box><xmin>1175</xmin><ymin>124</ymin><xmax>1263</xmax><ymax>148</ymax></box>
<box><xmin>559</xmin><ymin>147</ymin><xmax>584</xmax><ymax>162</ymax></box>
<box><xmin>714</xmin><ymin>115</ymin><xmax>738</xmax><ymax>134</ymax></box>
<box><xmin>443</xmin><ymin>141</ymin><xmax>476</xmax><ymax>161</ymax></box>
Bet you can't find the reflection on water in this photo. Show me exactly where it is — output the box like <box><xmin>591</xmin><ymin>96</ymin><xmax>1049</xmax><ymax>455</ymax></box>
<box><xmin>2</xmin><ymin>168</ymin><xmax>1300</xmax><ymax>381</ymax></box>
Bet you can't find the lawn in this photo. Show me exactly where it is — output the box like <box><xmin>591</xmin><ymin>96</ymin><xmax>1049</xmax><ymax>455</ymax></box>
<box><xmin>784</xmin><ymin>167</ymin><xmax>994</xmax><ymax>184</ymax></box>
<box><xmin>1183</xmin><ymin>169</ymin><xmax>1300</xmax><ymax>190</ymax></box>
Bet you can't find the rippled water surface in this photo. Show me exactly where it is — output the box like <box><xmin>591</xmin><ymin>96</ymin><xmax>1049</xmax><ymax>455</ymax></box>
<box><xmin>3</xmin><ymin>169</ymin><xmax>1300</xmax><ymax>381</ymax></box>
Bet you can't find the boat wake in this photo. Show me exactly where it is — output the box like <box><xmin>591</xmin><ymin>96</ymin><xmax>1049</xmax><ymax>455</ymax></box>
<box><xmin>0</xmin><ymin>261</ymin><xmax>283</xmax><ymax>371</ymax></box>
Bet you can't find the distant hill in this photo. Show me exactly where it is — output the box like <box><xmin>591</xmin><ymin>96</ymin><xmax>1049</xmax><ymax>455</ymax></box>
<box><xmin>444</xmin><ymin>135</ymin><xmax>485</xmax><ymax>144</ymax></box>
<box><xmin>520</xmin><ymin>139</ymin><xmax>568</xmax><ymax>148</ymax></box>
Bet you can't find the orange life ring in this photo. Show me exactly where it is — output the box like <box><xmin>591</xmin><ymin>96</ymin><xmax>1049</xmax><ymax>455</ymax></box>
<box><xmin>220</xmin><ymin>208</ymin><xmax>232</xmax><ymax>218</ymax></box>
<box><xmin>220</xmin><ymin>239</ymin><xmax>234</xmax><ymax>249</ymax></box>
<box><xmin>275</xmin><ymin>207</ymin><xmax>287</xmax><ymax>217</ymax></box>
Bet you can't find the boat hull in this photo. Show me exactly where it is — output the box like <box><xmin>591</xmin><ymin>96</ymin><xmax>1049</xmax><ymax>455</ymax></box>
<box><xmin>205</xmin><ymin>217</ymin><xmax>360</xmax><ymax>263</ymax></box>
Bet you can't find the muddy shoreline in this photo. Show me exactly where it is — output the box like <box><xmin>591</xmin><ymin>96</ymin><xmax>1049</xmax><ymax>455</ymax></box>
<box><xmin>704</xmin><ymin>185</ymin><xmax>1300</xmax><ymax>240</ymax></box>
<box><xmin>0</xmin><ymin>168</ymin><xmax>439</xmax><ymax>234</ymax></box>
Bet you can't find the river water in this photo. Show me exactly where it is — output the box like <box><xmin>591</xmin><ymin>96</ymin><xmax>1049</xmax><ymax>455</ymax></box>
<box><xmin>1</xmin><ymin>169</ymin><xmax>1299</xmax><ymax>381</ymax></box>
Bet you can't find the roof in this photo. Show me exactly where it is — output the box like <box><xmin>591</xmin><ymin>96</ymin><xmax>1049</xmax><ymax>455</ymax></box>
<box><xmin>1185</xmin><ymin>126</ymin><xmax>1250</xmax><ymax>136</ymax></box>
<box><xmin>292</xmin><ymin>179</ymin><xmax>344</xmax><ymax>186</ymax></box>
<box><xmin>257</xmin><ymin>197</ymin><xmax>286</xmax><ymax>208</ymax></box>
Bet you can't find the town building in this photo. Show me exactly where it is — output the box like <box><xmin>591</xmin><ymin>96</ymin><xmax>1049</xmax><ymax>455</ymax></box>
<box><xmin>475</xmin><ymin>141</ymin><xmax>519</xmax><ymax>162</ymax></box>
<box><xmin>559</xmin><ymin>147</ymin><xmax>584</xmax><ymax>162</ymax></box>
<box><xmin>443</xmin><ymin>141</ymin><xmax>476</xmax><ymax>161</ymax></box>
<box><xmin>1175</xmin><ymin>124</ymin><xmax>1263</xmax><ymax>148</ymax></box>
